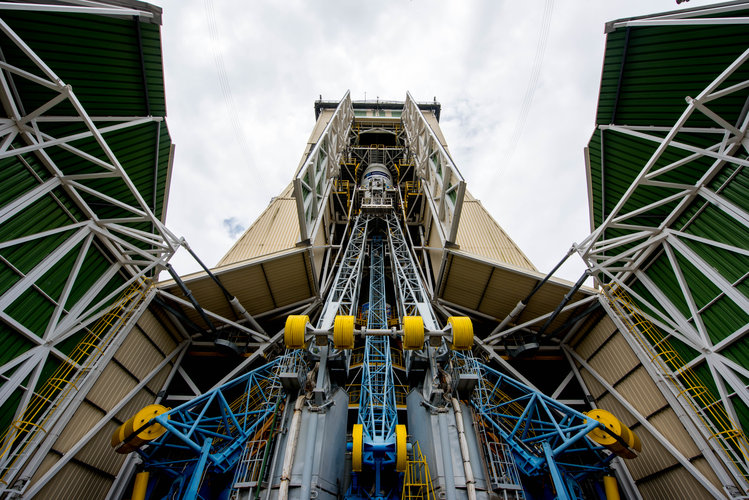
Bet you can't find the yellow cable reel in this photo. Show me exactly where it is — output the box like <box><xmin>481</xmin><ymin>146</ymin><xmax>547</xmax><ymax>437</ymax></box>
<box><xmin>403</xmin><ymin>316</ymin><xmax>425</xmax><ymax>350</ymax></box>
<box><xmin>284</xmin><ymin>315</ymin><xmax>309</xmax><ymax>349</ymax></box>
<box><xmin>352</xmin><ymin>424</ymin><xmax>364</xmax><ymax>472</ymax></box>
<box><xmin>395</xmin><ymin>424</ymin><xmax>408</xmax><ymax>472</ymax></box>
<box><xmin>448</xmin><ymin>316</ymin><xmax>474</xmax><ymax>350</ymax></box>
<box><xmin>334</xmin><ymin>315</ymin><xmax>355</xmax><ymax>350</ymax></box>
<box><xmin>111</xmin><ymin>404</ymin><xmax>169</xmax><ymax>454</ymax></box>
<box><xmin>585</xmin><ymin>409</ymin><xmax>641</xmax><ymax>459</ymax></box>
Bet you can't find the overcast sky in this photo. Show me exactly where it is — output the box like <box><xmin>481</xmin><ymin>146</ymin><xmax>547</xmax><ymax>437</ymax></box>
<box><xmin>151</xmin><ymin>0</ymin><xmax>719</xmax><ymax>283</ymax></box>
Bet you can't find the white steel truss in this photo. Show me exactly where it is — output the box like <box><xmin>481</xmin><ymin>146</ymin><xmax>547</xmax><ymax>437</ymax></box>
<box><xmin>402</xmin><ymin>92</ymin><xmax>466</xmax><ymax>244</ymax></box>
<box><xmin>385</xmin><ymin>212</ymin><xmax>439</xmax><ymax>330</ymax></box>
<box><xmin>293</xmin><ymin>90</ymin><xmax>353</xmax><ymax>243</ymax></box>
<box><xmin>0</xmin><ymin>15</ymin><xmax>182</xmax><ymax>493</ymax></box>
<box><xmin>577</xmin><ymin>47</ymin><xmax>749</xmax><ymax>493</ymax></box>
<box><xmin>317</xmin><ymin>213</ymin><xmax>369</xmax><ymax>329</ymax></box>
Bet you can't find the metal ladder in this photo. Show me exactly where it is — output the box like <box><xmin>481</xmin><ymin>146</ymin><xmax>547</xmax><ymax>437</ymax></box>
<box><xmin>453</xmin><ymin>352</ymin><xmax>525</xmax><ymax>498</ymax></box>
<box><xmin>603</xmin><ymin>284</ymin><xmax>749</xmax><ymax>488</ymax></box>
<box><xmin>230</xmin><ymin>350</ymin><xmax>304</xmax><ymax>497</ymax></box>
<box><xmin>0</xmin><ymin>278</ymin><xmax>151</xmax><ymax>489</ymax></box>
<box><xmin>401</xmin><ymin>442</ymin><xmax>435</xmax><ymax>500</ymax></box>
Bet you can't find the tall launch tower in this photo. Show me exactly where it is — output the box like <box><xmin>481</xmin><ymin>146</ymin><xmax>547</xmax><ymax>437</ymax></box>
<box><xmin>0</xmin><ymin>1</ymin><xmax>746</xmax><ymax>499</ymax></box>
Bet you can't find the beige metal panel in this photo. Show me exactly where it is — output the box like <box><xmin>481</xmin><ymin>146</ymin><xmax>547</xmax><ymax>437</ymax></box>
<box><xmin>294</xmin><ymin>109</ymin><xmax>335</xmax><ymax>176</ymax></box>
<box><xmin>86</xmin><ymin>362</ymin><xmax>138</xmax><ymax>412</ymax></box>
<box><xmin>52</xmin><ymin>401</ymin><xmax>104</xmax><ymax>454</ymax></box>
<box><xmin>427</xmin><ymin>218</ymin><xmax>444</xmax><ymax>284</ymax></box>
<box><xmin>597</xmin><ymin>392</ymin><xmax>639</xmax><ymax>429</ymax></box>
<box><xmin>439</xmin><ymin>252</ymin><xmax>594</xmax><ymax>338</ymax></box>
<box><xmin>441</xmin><ymin>256</ymin><xmax>491</xmax><ymax>312</ymax></box>
<box><xmin>624</xmin><ymin>424</ymin><xmax>679</xmax><ymax>480</ymax></box>
<box><xmin>114</xmin><ymin>329</ymin><xmax>165</xmax><ymax>381</ymax></box>
<box><xmin>477</xmin><ymin>267</ymin><xmax>535</xmax><ymax>319</ymax></box>
<box><xmin>519</xmin><ymin>281</ymin><xmax>590</xmax><ymax>333</ymax></box>
<box><xmin>692</xmin><ymin>456</ymin><xmax>726</xmax><ymax>494</ymax></box>
<box><xmin>455</xmin><ymin>195</ymin><xmax>537</xmax><ymax>272</ymax></box>
<box><xmin>637</xmin><ymin>458</ymin><xmax>717</xmax><ymax>499</ymax></box>
<box><xmin>588</xmin><ymin>334</ymin><xmax>640</xmax><ymax>385</ymax></box>
<box><xmin>648</xmin><ymin>408</ymin><xmax>702</xmax><ymax>460</ymax></box>
<box><xmin>217</xmin><ymin>196</ymin><xmax>300</xmax><ymax>267</ymax></box>
<box><xmin>311</xmin><ymin>207</ymin><xmax>328</xmax><ymax>282</ymax></box>
<box><xmin>33</xmin><ymin>460</ymin><xmax>113</xmax><ymax>500</ymax></box>
<box><xmin>114</xmin><ymin>390</ymin><xmax>156</xmax><ymax>428</ymax></box>
<box><xmin>75</xmin><ymin>420</ymin><xmax>127</xmax><ymax>476</ymax></box>
<box><xmin>146</xmin><ymin>362</ymin><xmax>174</xmax><ymax>395</ymax></box>
<box><xmin>422</xmin><ymin>111</ymin><xmax>449</xmax><ymax>151</ymax></box>
<box><xmin>615</xmin><ymin>366</ymin><xmax>669</xmax><ymax>418</ymax></box>
<box><xmin>161</xmin><ymin>271</ymin><xmax>235</xmax><ymax>325</ymax></box>
<box><xmin>580</xmin><ymin>366</ymin><xmax>608</xmax><ymax>399</ymax></box>
<box><xmin>161</xmin><ymin>249</ymin><xmax>315</xmax><ymax>322</ymax></box>
<box><xmin>261</xmin><ymin>253</ymin><xmax>314</xmax><ymax>306</ymax></box>
<box><xmin>137</xmin><ymin>307</ymin><xmax>178</xmax><ymax>355</ymax></box>
<box><xmin>215</xmin><ymin>264</ymin><xmax>275</xmax><ymax>315</ymax></box>
<box><xmin>28</xmin><ymin>453</ymin><xmax>59</xmax><ymax>488</ymax></box>
<box><xmin>573</xmin><ymin>315</ymin><xmax>616</xmax><ymax>360</ymax></box>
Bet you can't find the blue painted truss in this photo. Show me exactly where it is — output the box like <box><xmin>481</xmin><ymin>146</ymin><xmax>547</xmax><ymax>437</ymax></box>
<box><xmin>135</xmin><ymin>350</ymin><xmax>305</xmax><ymax>499</ymax></box>
<box><xmin>452</xmin><ymin>351</ymin><xmax>614</xmax><ymax>500</ymax></box>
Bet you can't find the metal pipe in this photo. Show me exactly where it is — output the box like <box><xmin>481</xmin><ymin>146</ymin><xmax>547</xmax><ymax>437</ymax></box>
<box><xmin>437</xmin><ymin>411</ymin><xmax>457</xmax><ymax>500</ymax></box>
<box><xmin>537</xmin><ymin>270</ymin><xmax>589</xmax><ymax>338</ymax></box>
<box><xmin>490</xmin><ymin>246</ymin><xmax>576</xmax><ymax>337</ymax></box>
<box><xmin>278</xmin><ymin>396</ymin><xmax>305</xmax><ymax>500</ymax></box>
<box><xmin>604</xmin><ymin>476</ymin><xmax>621</xmax><ymax>500</ymax></box>
<box><xmin>165</xmin><ymin>264</ymin><xmax>216</xmax><ymax>337</ymax></box>
<box><xmin>299</xmin><ymin>406</ymin><xmax>319</xmax><ymax>500</ymax></box>
<box><xmin>181</xmin><ymin>241</ymin><xmax>268</xmax><ymax>335</ymax></box>
<box><xmin>229</xmin><ymin>296</ymin><xmax>267</xmax><ymax>336</ymax></box>
<box><xmin>130</xmin><ymin>471</ymin><xmax>149</xmax><ymax>500</ymax></box>
<box><xmin>451</xmin><ymin>397</ymin><xmax>476</xmax><ymax>500</ymax></box>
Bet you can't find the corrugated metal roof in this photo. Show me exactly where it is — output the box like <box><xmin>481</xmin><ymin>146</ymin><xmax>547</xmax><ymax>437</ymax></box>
<box><xmin>160</xmin><ymin>249</ymin><xmax>316</xmax><ymax>328</ymax></box>
<box><xmin>218</xmin><ymin>192</ymin><xmax>300</xmax><ymax>267</ymax></box>
<box><xmin>455</xmin><ymin>192</ymin><xmax>537</xmax><ymax>271</ymax></box>
<box><xmin>437</xmin><ymin>251</ymin><xmax>592</xmax><ymax>338</ymax></box>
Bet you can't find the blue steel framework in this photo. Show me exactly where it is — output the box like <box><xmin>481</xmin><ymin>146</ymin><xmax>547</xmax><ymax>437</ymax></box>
<box><xmin>349</xmin><ymin>235</ymin><xmax>401</xmax><ymax>499</ymax></box>
<box><xmin>452</xmin><ymin>352</ymin><xmax>614</xmax><ymax>500</ymax></box>
<box><xmin>125</xmin><ymin>351</ymin><xmax>305</xmax><ymax>499</ymax></box>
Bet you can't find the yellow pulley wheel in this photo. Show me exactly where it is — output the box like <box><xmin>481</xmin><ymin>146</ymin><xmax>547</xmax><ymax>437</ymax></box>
<box><xmin>585</xmin><ymin>409</ymin><xmax>641</xmax><ymax>459</ymax></box>
<box><xmin>284</xmin><ymin>315</ymin><xmax>309</xmax><ymax>349</ymax></box>
<box><xmin>112</xmin><ymin>404</ymin><xmax>169</xmax><ymax>453</ymax></box>
<box><xmin>403</xmin><ymin>316</ymin><xmax>425</xmax><ymax>350</ymax></box>
<box><xmin>448</xmin><ymin>316</ymin><xmax>474</xmax><ymax>350</ymax></box>
<box><xmin>352</xmin><ymin>424</ymin><xmax>364</xmax><ymax>472</ymax></box>
<box><xmin>334</xmin><ymin>315</ymin><xmax>355</xmax><ymax>350</ymax></box>
<box><xmin>395</xmin><ymin>424</ymin><xmax>408</xmax><ymax>472</ymax></box>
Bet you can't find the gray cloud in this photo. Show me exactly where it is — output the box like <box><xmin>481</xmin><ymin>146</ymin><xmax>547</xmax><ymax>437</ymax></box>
<box><xmin>154</xmin><ymin>0</ymin><xmax>718</xmax><ymax>278</ymax></box>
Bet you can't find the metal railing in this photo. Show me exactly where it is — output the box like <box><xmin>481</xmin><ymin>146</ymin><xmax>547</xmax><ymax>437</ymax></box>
<box><xmin>603</xmin><ymin>284</ymin><xmax>749</xmax><ymax>484</ymax></box>
<box><xmin>0</xmin><ymin>277</ymin><xmax>153</xmax><ymax>485</ymax></box>
<box><xmin>402</xmin><ymin>441</ymin><xmax>435</xmax><ymax>500</ymax></box>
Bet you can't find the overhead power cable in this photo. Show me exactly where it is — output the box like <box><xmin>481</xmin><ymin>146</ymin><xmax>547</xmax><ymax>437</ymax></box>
<box><xmin>203</xmin><ymin>0</ymin><xmax>253</xmax><ymax>166</ymax></box>
<box><xmin>505</xmin><ymin>0</ymin><xmax>555</xmax><ymax>164</ymax></box>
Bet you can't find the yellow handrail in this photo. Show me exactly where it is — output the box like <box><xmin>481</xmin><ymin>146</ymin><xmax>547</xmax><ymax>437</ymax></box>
<box><xmin>603</xmin><ymin>284</ymin><xmax>749</xmax><ymax>481</ymax></box>
<box><xmin>0</xmin><ymin>277</ymin><xmax>153</xmax><ymax>483</ymax></box>
<box><xmin>402</xmin><ymin>441</ymin><xmax>435</xmax><ymax>500</ymax></box>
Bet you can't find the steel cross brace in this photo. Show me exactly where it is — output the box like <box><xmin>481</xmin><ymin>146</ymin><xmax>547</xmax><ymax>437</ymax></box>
<box><xmin>134</xmin><ymin>355</ymin><xmax>295</xmax><ymax>491</ymax></box>
<box><xmin>462</xmin><ymin>353</ymin><xmax>612</xmax><ymax>485</ymax></box>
